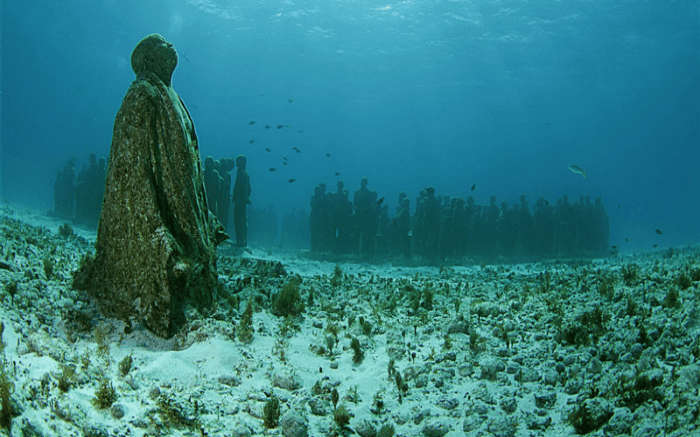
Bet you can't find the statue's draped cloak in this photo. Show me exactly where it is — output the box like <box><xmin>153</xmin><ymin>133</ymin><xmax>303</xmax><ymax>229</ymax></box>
<box><xmin>77</xmin><ymin>77</ymin><xmax>219</xmax><ymax>337</ymax></box>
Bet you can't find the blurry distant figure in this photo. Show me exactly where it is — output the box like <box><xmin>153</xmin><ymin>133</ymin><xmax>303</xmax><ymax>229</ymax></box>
<box><xmin>233</xmin><ymin>154</ymin><xmax>251</xmax><ymax>247</ymax></box>
<box><xmin>217</xmin><ymin>158</ymin><xmax>235</xmax><ymax>229</ymax></box>
<box><xmin>394</xmin><ymin>192</ymin><xmax>411</xmax><ymax>258</ymax></box>
<box><xmin>203</xmin><ymin>156</ymin><xmax>222</xmax><ymax>220</ymax></box>
<box><xmin>248</xmin><ymin>205</ymin><xmax>278</xmax><ymax>247</ymax></box>
<box><xmin>332</xmin><ymin>181</ymin><xmax>352</xmax><ymax>253</ymax></box>
<box><xmin>353</xmin><ymin>178</ymin><xmax>378</xmax><ymax>258</ymax></box>
<box><xmin>53</xmin><ymin>159</ymin><xmax>76</xmax><ymax>219</ymax></box>
<box><xmin>204</xmin><ymin>156</ymin><xmax>235</xmax><ymax>230</ymax></box>
<box><xmin>53</xmin><ymin>155</ymin><xmax>105</xmax><ymax>227</ymax></box>
<box><xmin>310</xmin><ymin>184</ymin><xmax>322</xmax><ymax>251</ymax></box>
<box><xmin>281</xmin><ymin>209</ymin><xmax>310</xmax><ymax>249</ymax></box>
<box><xmin>75</xmin><ymin>154</ymin><xmax>106</xmax><ymax>228</ymax></box>
<box><xmin>310</xmin><ymin>183</ymin><xmax>329</xmax><ymax>252</ymax></box>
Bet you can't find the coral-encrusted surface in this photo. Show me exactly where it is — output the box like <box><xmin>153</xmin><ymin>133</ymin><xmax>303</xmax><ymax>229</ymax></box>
<box><xmin>73</xmin><ymin>73</ymin><xmax>220</xmax><ymax>338</ymax></box>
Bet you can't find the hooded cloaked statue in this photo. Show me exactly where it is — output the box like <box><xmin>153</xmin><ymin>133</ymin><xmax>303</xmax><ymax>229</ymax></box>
<box><xmin>73</xmin><ymin>34</ymin><xmax>227</xmax><ymax>337</ymax></box>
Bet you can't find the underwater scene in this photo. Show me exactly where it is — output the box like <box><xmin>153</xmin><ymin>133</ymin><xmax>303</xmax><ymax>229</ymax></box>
<box><xmin>1</xmin><ymin>1</ymin><xmax>699</xmax><ymax>436</ymax></box>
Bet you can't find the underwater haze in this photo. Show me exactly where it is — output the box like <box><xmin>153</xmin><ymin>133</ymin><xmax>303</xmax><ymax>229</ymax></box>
<box><xmin>2</xmin><ymin>0</ymin><xmax>699</xmax><ymax>251</ymax></box>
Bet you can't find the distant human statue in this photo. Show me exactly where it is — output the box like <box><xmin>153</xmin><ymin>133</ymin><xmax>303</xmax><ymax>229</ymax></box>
<box><xmin>232</xmin><ymin>154</ymin><xmax>251</xmax><ymax>247</ymax></box>
<box><xmin>73</xmin><ymin>34</ymin><xmax>226</xmax><ymax>337</ymax></box>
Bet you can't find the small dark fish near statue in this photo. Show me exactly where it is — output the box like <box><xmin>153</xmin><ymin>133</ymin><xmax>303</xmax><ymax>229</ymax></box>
<box><xmin>471</xmin><ymin>184</ymin><xmax>476</xmax><ymax>192</ymax></box>
<box><xmin>288</xmin><ymin>178</ymin><xmax>296</xmax><ymax>183</ymax></box>
<box><xmin>655</xmin><ymin>229</ymin><xmax>663</xmax><ymax>235</ymax></box>
<box><xmin>269</xmin><ymin>167</ymin><xmax>276</xmax><ymax>172</ymax></box>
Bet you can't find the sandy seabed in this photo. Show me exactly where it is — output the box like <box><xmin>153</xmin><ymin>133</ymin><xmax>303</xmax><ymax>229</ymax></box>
<box><xmin>0</xmin><ymin>202</ymin><xmax>699</xmax><ymax>437</ymax></box>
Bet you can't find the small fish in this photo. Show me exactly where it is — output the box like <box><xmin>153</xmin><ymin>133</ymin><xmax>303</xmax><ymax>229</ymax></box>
<box><xmin>265</xmin><ymin>148</ymin><xmax>271</xmax><ymax>152</ymax></box>
<box><xmin>265</xmin><ymin>124</ymin><xmax>271</xmax><ymax>129</ymax></box>
<box><xmin>377</xmin><ymin>197</ymin><xmax>384</xmax><ymax>206</ymax></box>
<box><xmin>292</xmin><ymin>146</ymin><xmax>301</xmax><ymax>153</ymax></box>
<box><xmin>624</xmin><ymin>238</ymin><xmax>630</xmax><ymax>243</ymax></box>
<box><xmin>277</xmin><ymin>124</ymin><xmax>285</xmax><ymax>129</ymax></box>
<box><xmin>568</xmin><ymin>164</ymin><xmax>587</xmax><ymax>179</ymax></box>
<box><xmin>288</xmin><ymin>178</ymin><xmax>296</xmax><ymax>183</ymax></box>
<box><xmin>282</xmin><ymin>156</ymin><xmax>288</xmax><ymax>161</ymax></box>
<box><xmin>325</xmin><ymin>153</ymin><xmax>332</xmax><ymax>158</ymax></box>
<box><xmin>470</xmin><ymin>184</ymin><xmax>476</xmax><ymax>192</ymax></box>
<box><xmin>268</xmin><ymin>167</ymin><xmax>276</xmax><ymax>172</ymax></box>
<box><xmin>282</xmin><ymin>161</ymin><xmax>288</xmax><ymax>166</ymax></box>
<box><xmin>249</xmin><ymin>139</ymin><xmax>255</xmax><ymax>144</ymax></box>
<box><xmin>248</xmin><ymin>121</ymin><xmax>256</xmax><ymax>125</ymax></box>
<box><xmin>288</xmin><ymin>98</ymin><xmax>294</xmax><ymax>103</ymax></box>
<box><xmin>335</xmin><ymin>172</ymin><xmax>340</xmax><ymax>176</ymax></box>
<box><xmin>655</xmin><ymin>229</ymin><xmax>663</xmax><ymax>235</ymax></box>
<box><xmin>653</xmin><ymin>244</ymin><xmax>659</xmax><ymax>248</ymax></box>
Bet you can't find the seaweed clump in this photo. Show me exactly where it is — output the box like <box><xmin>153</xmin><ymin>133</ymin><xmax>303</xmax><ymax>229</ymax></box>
<box><xmin>333</xmin><ymin>404</ymin><xmax>352</xmax><ymax>430</ymax></box>
<box><xmin>263</xmin><ymin>395</ymin><xmax>280</xmax><ymax>428</ymax></box>
<box><xmin>0</xmin><ymin>361</ymin><xmax>12</xmax><ymax>431</ymax></box>
<box><xmin>621</xmin><ymin>264</ymin><xmax>640</xmax><ymax>286</ymax></box>
<box><xmin>58</xmin><ymin>223</ymin><xmax>74</xmax><ymax>238</ymax></box>
<box><xmin>238</xmin><ymin>298</ymin><xmax>254</xmax><ymax>343</ymax></box>
<box><xmin>559</xmin><ymin>307</ymin><xmax>609</xmax><ymax>346</ymax></box>
<box><xmin>272</xmin><ymin>278</ymin><xmax>304</xmax><ymax>317</ymax></box>
<box><xmin>1</xmin><ymin>322</ymin><xmax>15</xmax><ymax>431</ymax></box>
<box><xmin>568</xmin><ymin>398</ymin><xmax>613</xmax><ymax>434</ymax></box>
<box><xmin>330</xmin><ymin>264</ymin><xmax>343</xmax><ymax>287</ymax></box>
<box><xmin>93</xmin><ymin>379</ymin><xmax>117</xmax><ymax>409</ymax></box>
<box><xmin>350</xmin><ymin>337</ymin><xmax>364</xmax><ymax>364</ymax></box>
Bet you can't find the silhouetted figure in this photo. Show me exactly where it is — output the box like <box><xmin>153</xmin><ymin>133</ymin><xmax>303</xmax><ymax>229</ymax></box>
<box><xmin>423</xmin><ymin>187</ymin><xmax>440</xmax><ymax>262</ymax></box>
<box><xmin>281</xmin><ymin>209</ymin><xmax>310</xmax><ymax>249</ymax></box>
<box><xmin>74</xmin><ymin>158</ymin><xmax>91</xmax><ymax>226</ymax></box>
<box><xmin>218</xmin><ymin>158</ymin><xmax>235</xmax><ymax>230</ymax></box>
<box><xmin>395</xmin><ymin>192</ymin><xmax>411</xmax><ymax>258</ymax></box>
<box><xmin>248</xmin><ymin>205</ymin><xmax>278</xmax><ymax>247</ymax></box>
<box><xmin>203</xmin><ymin>156</ymin><xmax>236</xmax><ymax>231</ymax></box>
<box><xmin>353</xmin><ymin>178</ymin><xmax>378</xmax><ymax>258</ymax></box>
<box><xmin>332</xmin><ymin>181</ymin><xmax>352</xmax><ymax>253</ymax></box>
<box><xmin>233</xmin><ymin>155</ymin><xmax>251</xmax><ymax>247</ymax></box>
<box><xmin>203</xmin><ymin>156</ymin><xmax>222</xmax><ymax>217</ymax></box>
<box><xmin>53</xmin><ymin>160</ymin><xmax>76</xmax><ymax>220</ymax></box>
<box><xmin>310</xmin><ymin>184</ymin><xmax>324</xmax><ymax>252</ymax></box>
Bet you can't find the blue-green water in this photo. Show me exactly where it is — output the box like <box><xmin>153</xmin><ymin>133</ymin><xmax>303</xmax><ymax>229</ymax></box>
<box><xmin>1</xmin><ymin>0</ymin><xmax>699</xmax><ymax>252</ymax></box>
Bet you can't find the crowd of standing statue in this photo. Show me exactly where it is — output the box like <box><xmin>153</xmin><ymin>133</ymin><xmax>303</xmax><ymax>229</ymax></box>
<box><xmin>203</xmin><ymin>154</ymin><xmax>251</xmax><ymax>247</ymax></box>
<box><xmin>310</xmin><ymin>179</ymin><xmax>610</xmax><ymax>262</ymax></box>
<box><xmin>52</xmin><ymin>154</ymin><xmax>107</xmax><ymax>228</ymax></box>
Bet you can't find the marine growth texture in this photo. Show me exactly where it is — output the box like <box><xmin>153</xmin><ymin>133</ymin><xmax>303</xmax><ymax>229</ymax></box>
<box><xmin>74</xmin><ymin>34</ymin><xmax>223</xmax><ymax>337</ymax></box>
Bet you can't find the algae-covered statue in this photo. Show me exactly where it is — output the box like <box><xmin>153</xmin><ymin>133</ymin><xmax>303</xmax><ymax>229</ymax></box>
<box><xmin>74</xmin><ymin>34</ymin><xmax>226</xmax><ymax>337</ymax></box>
